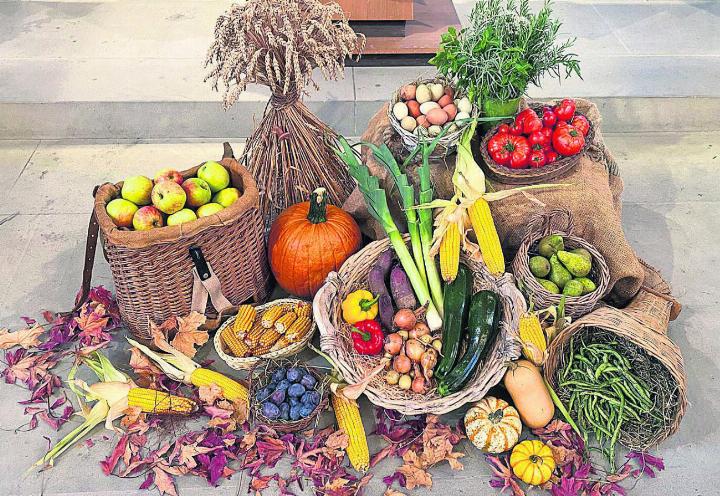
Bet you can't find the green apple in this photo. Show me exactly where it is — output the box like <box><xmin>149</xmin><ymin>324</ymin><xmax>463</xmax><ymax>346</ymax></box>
<box><xmin>121</xmin><ymin>175</ymin><xmax>153</xmax><ymax>206</ymax></box>
<box><xmin>106</xmin><ymin>198</ymin><xmax>138</xmax><ymax>228</ymax></box>
<box><xmin>212</xmin><ymin>187</ymin><xmax>241</xmax><ymax>208</ymax></box>
<box><xmin>151</xmin><ymin>181</ymin><xmax>186</xmax><ymax>214</ymax></box>
<box><xmin>132</xmin><ymin>206</ymin><xmax>164</xmax><ymax>230</ymax></box>
<box><xmin>167</xmin><ymin>208</ymin><xmax>198</xmax><ymax>226</ymax></box>
<box><xmin>154</xmin><ymin>168</ymin><xmax>184</xmax><ymax>185</ymax></box>
<box><xmin>197</xmin><ymin>160</ymin><xmax>230</xmax><ymax>193</ymax></box>
<box><xmin>182</xmin><ymin>178</ymin><xmax>212</xmax><ymax>208</ymax></box>
<box><xmin>197</xmin><ymin>202</ymin><xmax>224</xmax><ymax>218</ymax></box>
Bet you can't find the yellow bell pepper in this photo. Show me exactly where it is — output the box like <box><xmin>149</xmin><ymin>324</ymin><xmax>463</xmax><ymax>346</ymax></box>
<box><xmin>341</xmin><ymin>290</ymin><xmax>379</xmax><ymax>324</ymax></box>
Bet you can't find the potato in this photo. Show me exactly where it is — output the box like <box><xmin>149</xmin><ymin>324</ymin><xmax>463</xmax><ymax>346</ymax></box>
<box><xmin>392</xmin><ymin>101</ymin><xmax>409</xmax><ymax>120</ymax></box>
<box><xmin>417</xmin><ymin>115</ymin><xmax>430</xmax><ymax>129</ymax></box>
<box><xmin>426</xmin><ymin>108</ymin><xmax>449</xmax><ymax>126</ymax></box>
<box><xmin>503</xmin><ymin>360</ymin><xmax>554</xmax><ymax>429</ymax></box>
<box><xmin>429</xmin><ymin>83</ymin><xmax>444</xmax><ymax>102</ymax></box>
<box><xmin>400</xmin><ymin>116</ymin><xmax>417</xmax><ymax>132</ymax></box>
<box><xmin>419</xmin><ymin>101</ymin><xmax>440</xmax><ymax>115</ymax></box>
<box><xmin>456</xmin><ymin>97</ymin><xmax>472</xmax><ymax>114</ymax></box>
<box><xmin>415</xmin><ymin>84</ymin><xmax>432</xmax><ymax>104</ymax></box>
<box><xmin>428</xmin><ymin>125</ymin><xmax>442</xmax><ymax>136</ymax></box>
<box><xmin>437</xmin><ymin>94</ymin><xmax>452</xmax><ymax>108</ymax></box>
<box><xmin>399</xmin><ymin>84</ymin><xmax>416</xmax><ymax>101</ymax></box>
<box><xmin>406</xmin><ymin>100</ymin><xmax>421</xmax><ymax>118</ymax></box>
<box><xmin>443</xmin><ymin>104</ymin><xmax>458</xmax><ymax>121</ymax></box>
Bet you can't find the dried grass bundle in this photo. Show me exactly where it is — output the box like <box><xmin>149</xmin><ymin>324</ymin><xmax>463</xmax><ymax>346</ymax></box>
<box><xmin>205</xmin><ymin>0</ymin><xmax>365</xmax><ymax>226</ymax></box>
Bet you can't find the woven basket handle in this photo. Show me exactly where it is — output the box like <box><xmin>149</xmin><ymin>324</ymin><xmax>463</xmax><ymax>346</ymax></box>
<box><xmin>313</xmin><ymin>272</ymin><xmax>343</xmax><ymax>352</ymax></box>
<box><xmin>523</xmin><ymin>208</ymin><xmax>574</xmax><ymax>242</ymax></box>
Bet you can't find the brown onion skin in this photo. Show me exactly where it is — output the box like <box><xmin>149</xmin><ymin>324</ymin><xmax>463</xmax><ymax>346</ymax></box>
<box><xmin>411</xmin><ymin>364</ymin><xmax>427</xmax><ymax>394</ymax></box>
<box><xmin>393</xmin><ymin>347</ymin><xmax>412</xmax><ymax>374</ymax></box>
<box><xmin>409</xmin><ymin>322</ymin><xmax>430</xmax><ymax>339</ymax></box>
<box><xmin>393</xmin><ymin>308</ymin><xmax>417</xmax><ymax>330</ymax></box>
<box><xmin>384</xmin><ymin>333</ymin><xmax>403</xmax><ymax>355</ymax></box>
<box><xmin>405</xmin><ymin>339</ymin><xmax>425</xmax><ymax>362</ymax></box>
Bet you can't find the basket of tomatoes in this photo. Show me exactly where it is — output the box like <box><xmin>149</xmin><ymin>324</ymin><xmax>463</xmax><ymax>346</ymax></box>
<box><xmin>479</xmin><ymin>99</ymin><xmax>593</xmax><ymax>185</ymax></box>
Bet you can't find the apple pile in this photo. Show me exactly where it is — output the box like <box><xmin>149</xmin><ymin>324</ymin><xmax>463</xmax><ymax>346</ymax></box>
<box><xmin>392</xmin><ymin>82</ymin><xmax>473</xmax><ymax>137</ymax></box>
<box><xmin>106</xmin><ymin>161</ymin><xmax>240</xmax><ymax>231</ymax></box>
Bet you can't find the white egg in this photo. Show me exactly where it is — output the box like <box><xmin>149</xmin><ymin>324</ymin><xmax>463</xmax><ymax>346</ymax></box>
<box><xmin>456</xmin><ymin>111</ymin><xmax>471</xmax><ymax>122</ymax></box>
<box><xmin>415</xmin><ymin>84</ymin><xmax>432</xmax><ymax>104</ymax></box>
<box><xmin>429</xmin><ymin>83</ymin><xmax>445</xmax><ymax>102</ymax></box>
<box><xmin>400</xmin><ymin>116</ymin><xmax>417</xmax><ymax>132</ymax></box>
<box><xmin>419</xmin><ymin>101</ymin><xmax>440</xmax><ymax>115</ymax></box>
<box><xmin>392</xmin><ymin>101</ymin><xmax>409</xmax><ymax>120</ymax></box>
<box><xmin>457</xmin><ymin>97</ymin><xmax>472</xmax><ymax>114</ymax></box>
<box><xmin>428</xmin><ymin>125</ymin><xmax>442</xmax><ymax>136</ymax></box>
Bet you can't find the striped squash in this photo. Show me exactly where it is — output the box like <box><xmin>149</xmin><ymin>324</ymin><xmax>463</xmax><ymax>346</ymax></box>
<box><xmin>464</xmin><ymin>396</ymin><xmax>522</xmax><ymax>453</ymax></box>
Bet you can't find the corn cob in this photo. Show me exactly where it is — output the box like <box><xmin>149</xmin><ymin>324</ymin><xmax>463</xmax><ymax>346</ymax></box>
<box><xmin>519</xmin><ymin>312</ymin><xmax>547</xmax><ymax>366</ymax></box>
<box><xmin>274</xmin><ymin>312</ymin><xmax>297</xmax><ymax>334</ymax></box>
<box><xmin>468</xmin><ymin>198</ymin><xmax>504</xmax><ymax>275</ymax></box>
<box><xmin>233</xmin><ymin>304</ymin><xmax>257</xmax><ymax>336</ymax></box>
<box><xmin>127</xmin><ymin>387</ymin><xmax>197</xmax><ymax>415</ymax></box>
<box><xmin>261</xmin><ymin>305</ymin><xmax>286</xmax><ymax>328</ymax></box>
<box><xmin>189</xmin><ymin>368</ymin><xmax>248</xmax><ymax>404</ymax></box>
<box><xmin>245</xmin><ymin>323</ymin><xmax>267</xmax><ymax>347</ymax></box>
<box><xmin>294</xmin><ymin>303</ymin><xmax>312</xmax><ymax>319</ymax></box>
<box><xmin>285</xmin><ymin>315</ymin><xmax>312</xmax><ymax>343</ymax></box>
<box><xmin>221</xmin><ymin>326</ymin><xmax>250</xmax><ymax>357</ymax></box>
<box><xmin>331</xmin><ymin>391</ymin><xmax>369</xmax><ymax>472</ymax></box>
<box><xmin>252</xmin><ymin>341</ymin><xmax>277</xmax><ymax>356</ymax></box>
<box><xmin>439</xmin><ymin>222</ymin><xmax>461</xmax><ymax>283</ymax></box>
<box><xmin>257</xmin><ymin>326</ymin><xmax>282</xmax><ymax>348</ymax></box>
<box><xmin>270</xmin><ymin>336</ymin><xmax>291</xmax><ymax>352</ymax></box>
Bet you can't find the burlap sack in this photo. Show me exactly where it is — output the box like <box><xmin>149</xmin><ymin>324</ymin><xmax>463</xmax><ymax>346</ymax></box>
<box><xmin>344</xmin><ymin>98</ymin><xmax>644</xmax><ymax>304</ymax></box>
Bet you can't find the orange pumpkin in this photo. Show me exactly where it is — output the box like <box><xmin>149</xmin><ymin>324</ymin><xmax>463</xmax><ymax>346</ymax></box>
<box><xmin>268</xmin><ymin>187</ymin><xmax>362</xmax><ymax>298</ymax></box>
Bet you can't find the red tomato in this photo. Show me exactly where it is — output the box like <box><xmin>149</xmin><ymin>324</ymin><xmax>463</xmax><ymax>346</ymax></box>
<box><xmin>552</xmin><ymin>124</ymin><xmax>585</xmax><ymax>156</ymax></box>
<box><xmin>509</xmin><ymin>136</ymin><xmax>531</xmax><ymax>169</ymax></box>
<box><xmin>571</xmin><ymin>115</ymin><xmax>590</xmax><ymax>136</ymax></box>
<box><xmin>545</xmin><ymin>150</ymin><xmax>559</xmax><ymax>164</ymax></box>
<box><xmin>554</xmin><ymin>99</ymin><xmax>576</xmax><ymax>121</ymax></box>
<box><xmin>540</xmin><ymin>126</ymin><xmax>553</xmax><ymax>143</ymax></box>
<box><xmin>509</xmin><ymin>121</ymin><xmax>524</xmax><ymax>136</ymax></box>
<box><xmin>529</xmin><ymin>130</ymin><xmax>549</xmax><ymax>148</ymax></box>
<box><xmin>542</xmin><ymin>107</ymin><xmax>557</xmax><ymax>128</ymax></box>
<box><xmin>523</xmin><ymin>116</ymin><xmax>543</xmax><ymax>134</ymax></box>
<box><xmin>496</xmin><ymin>123</ymin><xmax>511</xmax><ymax>135</ymax></box>
<box><xmin>529</xmin><ymin>149</ymin><xmax>547</xmax><ymax>168</ymax></box>
<box><xmin>487</xmin><ymin>133</ymin><xmax>530</xmax><ymax>168</ymax></box>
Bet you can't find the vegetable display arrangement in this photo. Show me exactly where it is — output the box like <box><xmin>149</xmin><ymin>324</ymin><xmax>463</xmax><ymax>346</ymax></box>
<box><xmin>530</xmin><ymin>234</ymin><xmax>597</xmax><ymax>296</ymax></box>
<box><xmin>254</xmin><ymin>364</ymin><xmax>324</xmax><ymax>426</ymax></box>
<box><xmin>486</xmin><ymin>99</ymin><xmax>590</xmax><ymax>170</ymax></box>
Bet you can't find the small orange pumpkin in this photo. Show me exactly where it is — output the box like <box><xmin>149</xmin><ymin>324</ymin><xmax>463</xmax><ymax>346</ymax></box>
<box><xmin>268</xmin><ymin>187</ymin><xmax>362</xmax><ymax>298</ymax></box>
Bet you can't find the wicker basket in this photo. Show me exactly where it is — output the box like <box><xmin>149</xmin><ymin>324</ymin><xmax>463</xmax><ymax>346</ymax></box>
<box><xmin>479</xmin><ymin>103</ymin><xmax>594</xmax><ymax>185</ymax></box>
<box><xmin>214</xmin><ymin>298</ymin><xmax>317</xmax><ymax>370</ymax></box>
<box><xmin>83</xmin><ymin>143</ymin><xmax>270</xmax><ymax>343</ymax></box>
<box><xmin>248</xmin><ymin>359</ymin><xmax>329</xmax><ymax>433</ymax></box>
<box><xmin>388</xmin><ymin>77</ymin><xmax>478</xmax><ymax>156</ymax></box>
<box><xmin>314</xmin><ymin>237</ymin><xmax>526</xmax><ymax>415</ymax></box>
<box><xmin>512</xmin><ymin>209</ymin><xmax>610</xmax><ymax>318</ymax></box>
<box><xmin>544</xmin><ymin>261</ymin><xmax>686</xmax><ymax>450</ymax></box>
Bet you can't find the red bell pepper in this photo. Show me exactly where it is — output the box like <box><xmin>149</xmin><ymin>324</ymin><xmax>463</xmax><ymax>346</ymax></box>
<box><xmin>552</xmin><ymin>124</ymin><xmax>585</xmax><ymax>156</ymax></box>
<box><xmin>487</xmin><ymin>133</ymin><xmax>531</xmax><ymax>168</ymax></box>
<box><xmin>554</xmin><ymin>99</ymin><xmax>576</xmax><ymax>121</ymax></box>
<box><xmin>351</xmin><ymin>319</ymin><xmax>384</xmax><ymax>355</ymax></box>
<box><xmin>542</xmin><ymin>107</ymin><xmax>557</xmax><ymax>128</ymax></box>
<box><xmin>529</xmin><ymin>149</ymin><xmax>547</xmax><ymax>168</ymax></box>
<box><xmin>571</xmin><ymin>115</ymin><xmax>590</xmax><ymax>136</ymax></box>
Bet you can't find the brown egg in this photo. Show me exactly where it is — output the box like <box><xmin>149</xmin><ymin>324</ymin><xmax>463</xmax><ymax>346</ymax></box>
<box><xmin>438</xmin><ymin>94</ymin><xmax>453</xmax><ymax>108</ymax></box>
<box><xmin>400</xmin><ymin>84</ymin><xmax>417</xmax><ymax>101</ymax></box>
<box><xmin>417</xmin><ymin>115</ymin><xmax>430</xmax><ymax>129</ymax></box>
<box><xmin>444</xmin><ymin>87</ymin><xmax>455</xmax><ymax>99</ymax></box>
<box><xmin>407</xmin><ymin>100</ymin><xmax>421</xmax><ymax>118</ymax></box>
<box><xmin>443</xmin><ymin>104</ymin><xmax>458</xmax><ymax>121</ymax></box>
<box><xmin>427</xmin><ymin>108</ymin><xmax>449</xmax><ymax>126</ymax></box>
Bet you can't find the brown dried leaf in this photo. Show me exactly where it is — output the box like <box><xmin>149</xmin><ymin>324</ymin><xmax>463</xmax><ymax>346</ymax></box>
<box><xmin>153</xmin><ymin>466</ymin><xmax>179</xmax><ymax>496</ymax></box>
<box><xmin>396</xmin><ymin>463</ymin><xmax>432</xmax><ymax>490</ymax></box>
<box><xmin>384</xmin><ymin>490</ymin><xmax>407</xmax><ymax>496</ymax></box>
<box><xmin>325</xmin><ymin>430</ymin><xmax>349</xmax><ymax>452</ymax></box>
<box><xmin>0</xmin><ymin>325</ymin><xmax>44</xmax><ymax>349</ymax></box>
<box><xmin>199</xmin><ymin>383</ymin><xmax>223</xmax><ymax>405</ymax></box>
<box><xmin>170</xmin><ymin>312</ymin><xmax>208</xmax><ymax>357</ymax></box>
<box><xmin>129</xmin><ymin>347</ymin><xmax>163</xmax><ymax>376</ymax></box>
<box><xmin>179</xmin><ymin>442</ymin><xmax>214</xmax><ymax>469</ymax></box>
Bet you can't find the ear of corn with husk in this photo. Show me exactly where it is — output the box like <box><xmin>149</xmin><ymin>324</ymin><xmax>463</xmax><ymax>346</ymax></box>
<box><xmin>127</xmin><ymin>388</ymin><xmax>198</xmax><ymax>415</ymax></box>
<box><xmin>519</xmin><ymin>311</ymin><xmax>547</xmax><ymax>366</ymax></box>
<box><xmin>331</xmin><ymin>389</ymin><xmax>369</xmax><ymax>472</ymax></box>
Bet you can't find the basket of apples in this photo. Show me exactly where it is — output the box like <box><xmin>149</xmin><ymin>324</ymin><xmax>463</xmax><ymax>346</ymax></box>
<box><xmin>83</xmin><ymin>142</ymin><xmax>270</xmax><ymax>343</ymax></box>
<box><xmin>388</xmin><ymin>78</ymin><xmax>476</xmax><ymax>155</ymax></box>
<box><xmin>479</xmin><ymin>99</ymin><xmax>593</xmax><ymax>185</ymax></box>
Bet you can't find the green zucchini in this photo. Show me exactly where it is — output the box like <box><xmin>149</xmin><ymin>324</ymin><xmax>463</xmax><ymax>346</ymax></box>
<box><xmin>434</xmin><ymin>264</ymin><xmax>472</xmax><ymax>379</ymax></box>
<box><xmin>437</xmin><ymin>290</ymin><xmax>500</xmax><ymax>396</ymax></box>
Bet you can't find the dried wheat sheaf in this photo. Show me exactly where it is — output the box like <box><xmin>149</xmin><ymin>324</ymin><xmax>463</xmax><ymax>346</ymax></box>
<box><xmin>205</xmin><ymin>0</ymin><xmax>365</xmax><ymax>227</ymax></box>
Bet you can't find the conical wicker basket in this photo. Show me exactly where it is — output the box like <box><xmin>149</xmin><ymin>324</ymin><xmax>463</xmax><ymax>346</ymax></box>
<box><xmin>314</xmin><ymin>237</ymin><xmax>526</xmax><ymax>415</ymax></box>
<box><xmin>544</xmin><ymin>261</ymin><xmax>686</xmax><ymax>450</ymax></box>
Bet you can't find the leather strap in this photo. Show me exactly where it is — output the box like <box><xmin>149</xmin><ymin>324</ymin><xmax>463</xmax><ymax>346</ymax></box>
<box><xmin>70</xmin><ymin>207</ymin><xmax>101</xmax><ymax>314</ymax></box>
<box><xmin>190</xmin><ymin>262</ymin><xmax>234</xmax><ymax>330</ymax></box>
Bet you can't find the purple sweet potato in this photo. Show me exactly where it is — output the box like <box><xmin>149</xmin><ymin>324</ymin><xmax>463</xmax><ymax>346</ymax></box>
<box><xmin>367</xmin><ymin>249</ymin><xmax>395</xmax><ymax>331</ymax></box>
<box><xmin>390</xmin><ymin>264</ymin><xmax>417</xmax><ymax>309</ymax></box>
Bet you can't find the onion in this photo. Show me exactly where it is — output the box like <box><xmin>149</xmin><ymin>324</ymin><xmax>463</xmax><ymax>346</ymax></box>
<box><xmin>384</xmin><ymin>333</ymin><xmax>403</xmax><ymax>355</ymax></box>
<box><xmin>405</xmin><ymin>339</ymin><xmax>425</xmax><ymax>363</ymax></box>
<box><xmin>432</xmin><ymin>339</ymin><xmax>442</xmax><ymax>352</ymax></box>
<box><xmin>393</xmin><ymin>347</ymin><xmax>412</xmax><ymax>374</ymax></box>
<box><xmin>398</xmin><ymin>374</ymin><xmax>412</xmax><ymax>390</ymax></box>
<box><xmin>393</xmin><ymin>308</ymin><xmax>417</xmax><ymax>330</ymax></box>
<box><xmin>409</xmin><ymin>322</ymin><xmax>430</xmax><ymax>339</ymax></box>
<box><xmin>411</xmin><ymin>364</ymin><xmax>427</xmax><ymax>394</ymax></box>
<box><xmin>385</xmin><ymin>370</ymin><xmax>400</xmax><ymax>385</ymax></box>
<box><xmin>397</xmin><ymin>330</ymin><xmax>409</xmax><ymax>340</ymax></box>
<box><xmin>420</xmin><ymin>349</ymin><xmax>438</xmax><ymax>381</ymax></box>
<box><xmin>419</xmin><ymin>334</ymin><xmax>433</xmax><ymax>345</ymax></box>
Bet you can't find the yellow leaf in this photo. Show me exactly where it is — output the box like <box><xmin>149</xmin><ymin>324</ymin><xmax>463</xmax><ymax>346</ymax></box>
<box><xmin>0</xmin><ymin>325</ymin><xmax>44</xmax><ymax>349</ymax></box>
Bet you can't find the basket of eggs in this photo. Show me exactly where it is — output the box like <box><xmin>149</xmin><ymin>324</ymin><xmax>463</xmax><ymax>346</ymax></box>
<box><xmin>388</xmin><ymin>78</ymin><xmax>477</xmax><ymax>155</ymax></box>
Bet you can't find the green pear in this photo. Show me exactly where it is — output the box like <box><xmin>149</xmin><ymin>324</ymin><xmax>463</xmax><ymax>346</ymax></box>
<box><xmin>557</xmin><ymin>250</ymin><xmax>591</xmax><ymax>277</ymax></box>
<box><xmin>548</xmin><ymin>254</ymin><xmax>572</xmax><ymax>289</ymax></box>
<box><xmin>537</xmin><ymin>234</ymin><xmax>564</xmax><ymax>258</ymax></box>
<box><xmin>575</xmin><ymin>277</ymin><xmax>597</xmax><ymax>295</ymax></box>
<box><xmin>562</xmin><ymin>279</ymin><xmax>584</xmax><ymax>297</ymax></box>
<box><xmin>529</xmin><ymin>256</ymin><xmax>551</xmax><ymax>278</ymax></box>
<box><xmin>571</xmin><ymin>248</ymin><xmax>592</xmax><ymax>263</ymax></box>
<box><xmin>537</xmin><ymin>278</ymin><xmax>560</xmax><ymax>294</ymax></box>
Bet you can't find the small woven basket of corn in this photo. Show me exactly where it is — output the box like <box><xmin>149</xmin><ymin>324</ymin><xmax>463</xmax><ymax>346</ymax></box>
<box><xmin>512</xmin><ymin>209</ymin><xmax>610</xmax><ymax>318</ymax></box>
<box><xmin>248</xmin><ymin>358</ymin><xmax>329</xmax><ymax>433</ymax></box>
<box><xmin>214</xmin><ymin>298</ymin><xmax>316</xmax><ymax>371</ymax></box>
<box><xmin>314</xmin><ymin>237</ymin><xmax>526</xmax><ymax>415</ymax></box>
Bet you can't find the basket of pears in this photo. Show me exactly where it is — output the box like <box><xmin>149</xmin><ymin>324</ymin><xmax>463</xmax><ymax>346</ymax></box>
<box><xmin>512</xmin><ymin>209</ymin><xmax>610</xmax><ymax>318</ymax></box>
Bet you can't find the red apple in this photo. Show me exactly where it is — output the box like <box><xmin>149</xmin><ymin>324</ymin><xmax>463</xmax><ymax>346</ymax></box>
<box><xmin>151</xmin><ymin>181</ymin><xmax>186</xmax><ymax>214</ymax></box>
<box><xmin>132</xmin><ymin>206</ymin><xmax>164</xmax><ymax>231</ymax></box>
<box><xmin>154</xmin><ymin>168</ymin><xmax>184</xmax><ymax>185</ymax></box>
<box><xmin>182</xmin><ymin>178</ymin><xmax>212</xmax><ymax>208</ymax></box>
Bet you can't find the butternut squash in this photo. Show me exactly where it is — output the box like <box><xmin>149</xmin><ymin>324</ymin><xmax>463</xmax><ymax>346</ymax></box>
<box><xmin>503</xmin><ymin>360</ymin><xmax>554</xmax><ymax>429</ymax></box>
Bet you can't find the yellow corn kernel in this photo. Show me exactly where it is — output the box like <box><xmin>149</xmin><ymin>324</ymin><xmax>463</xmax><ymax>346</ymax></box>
<box><xmin>261</xmin><ymin>305</ymin><xmax>286</xmax><ymax>328</ymax></box>
<box><xmin>519</xmin><ymin>313</ymin><xmax>547</xmax><ymax>366</ymax></box>
<box><xmin>468</xmin><ymin>198</ymin><xmax>505</xmax><ymax>275</ymax></box>
<box><xmin>285</xmin><ymin>316</ymin><xmax>312</xmax><ymax>343</ymax></box>
<box><xmin>332</xmin><ymin>391</ymin><xmax>369</xmax><ymax>472</ymax></box>
<box><xmin>221</xmin><ymin>326</ymin><xmax>250</xmax><ymax>357</ymax></box>
<box><xmin>127</xmin><ymin>387</ymin><xmax>197</xmax><ymax>415</ymax></box>
<box><xmin>258</xmin><ymin>327</ymin><xmax>282</xmax><ymax>348</ymax></box>
<box><xmin>294</xmin><ymin>303</ymin><xmax>312</xmax><ymax>319</ymax></box>
<box><xmin>439</xmin><ymin>222</ymin><xmax>461</xmax><ymax>283</ymax></box>
<box><xmin>274</xmin><ymin>312</ymin><xmax>297</xmax><ymax>334</ymax></box>
<box><xmin>233</xmin><ymin>304</ymin><xmax>257</xmax><ymax>335</ymax></box>
<box><xmin>189</xmin><ymin>368</ymin><xmax>248</xmax><ymax>404</ymax></box>
<box><xmin>270</xmin><ymin>336</ymin><xmax>291</xmax><ymax>352</ymax></box>
<box><xmin>245</xmin><ymin>323</ymin><xmax>266</xmax><ymax>347</ymax></box>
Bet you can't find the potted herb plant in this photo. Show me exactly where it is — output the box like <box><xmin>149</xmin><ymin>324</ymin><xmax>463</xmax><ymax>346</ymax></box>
<box><xmin>430</xmin><ymin>0</ymin><xmax>581</xmax><ymax>117</ymax></box>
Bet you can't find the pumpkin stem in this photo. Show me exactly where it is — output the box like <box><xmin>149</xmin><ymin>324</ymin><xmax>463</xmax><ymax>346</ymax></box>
<box><xmin>307</xmin><ymin>187</ymin><xmax>328</xmax><ymax>224</ymax></box>
<box><xmin>488</xmin><ymin>408</ymin><xmax>505</xmax><ymax>424</ymax></box>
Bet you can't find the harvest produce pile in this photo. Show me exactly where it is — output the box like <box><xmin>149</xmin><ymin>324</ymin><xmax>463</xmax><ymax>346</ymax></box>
<box><xmin>1</xmin><ymin>1</ymin><xmax>686</xmax><ymax>496</ymax></box>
